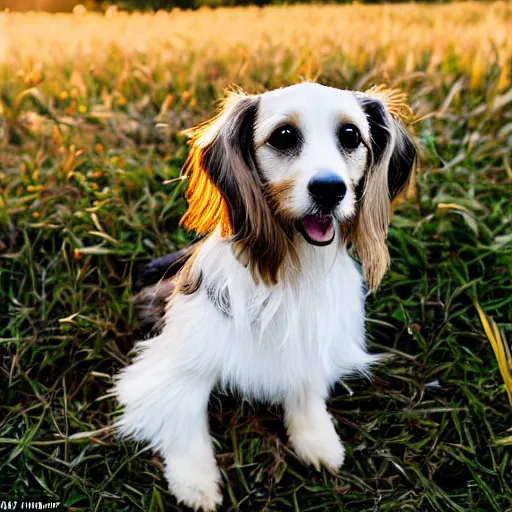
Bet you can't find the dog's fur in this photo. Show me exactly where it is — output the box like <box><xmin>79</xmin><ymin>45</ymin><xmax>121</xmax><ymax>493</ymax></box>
<box><xmin>114</xmin><ymin>82</ymin><xmax>416</xmax><ymax>511</ymax></box>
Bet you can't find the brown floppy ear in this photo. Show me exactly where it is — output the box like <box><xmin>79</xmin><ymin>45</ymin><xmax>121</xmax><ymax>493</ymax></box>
<box><xmin>180</xmin><ymin>90</ymin><xmax>295</xmax><ymax>285</ymax></box>
<box><xmin>352</xmin><ymin>88</ymin><xmax>417</xmax><ymax>292</ymax></box>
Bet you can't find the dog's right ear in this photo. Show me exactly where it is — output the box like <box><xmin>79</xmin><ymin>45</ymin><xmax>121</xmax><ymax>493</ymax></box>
<box><xmin>181</xmin><ymin>90</ymin><xmax>295</xmax><ymax>285</ymax></box>
<box><xmin>180</xmin><ymin>91</ymin><xmax>257</xmax><ymax>238</ymax></box>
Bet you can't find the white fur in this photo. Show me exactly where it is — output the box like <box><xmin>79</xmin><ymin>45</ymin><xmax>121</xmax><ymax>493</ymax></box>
<box><xmin>114</xmin><ymin>83</ymin><xmax>386</xmax><ymax>511</ymax></box>
<box><xmin>255</xmin><ymin>83</ymin><xmax>371</xmax><ymax>221</ymax></box>
<box><xmin>115</xmin><ymin>233</ymin><xmax>376</xmax><ymax>510</ymax></box>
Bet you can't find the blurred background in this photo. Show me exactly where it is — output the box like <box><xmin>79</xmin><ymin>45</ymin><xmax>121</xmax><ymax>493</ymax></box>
<box><xmin>1</xmin><ymin>1</ymin><xmax>511</xmax><ymax>511</ymax></box>
<box><xmin>0</xmin><ymin>0</ymin><xmax>470</xmax><ymax>12</ymax></box>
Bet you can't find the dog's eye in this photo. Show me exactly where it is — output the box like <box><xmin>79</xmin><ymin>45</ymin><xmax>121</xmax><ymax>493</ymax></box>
<box><xmin>267</xmin><ymin>125</ymin><xmax>300</xmax><ymax>151</ymax></box>
<box><xmin>338</xmin><ymin>124</ymin><xmax>361</xmax><ymax>150</ymax></box>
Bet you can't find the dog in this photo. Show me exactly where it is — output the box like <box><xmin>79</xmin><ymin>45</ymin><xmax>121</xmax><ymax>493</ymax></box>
<box><xmin>114</xmin><ymin>82</ymin><xmax>416</xmax><ymax>511</ymax></box>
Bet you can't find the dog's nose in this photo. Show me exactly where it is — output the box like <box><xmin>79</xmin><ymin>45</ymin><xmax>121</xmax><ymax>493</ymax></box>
<box><xmin>308</xmin><ymin>171</ymin><xmax>347</xmax><ymax>208</ymax></box>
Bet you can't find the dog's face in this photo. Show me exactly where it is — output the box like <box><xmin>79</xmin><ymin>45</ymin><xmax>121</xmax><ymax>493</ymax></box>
<box><xmin>254</xmin><ymin>85</ymin><xmax>373</xmax><ymax>246</ymax></box>
<box><xmin>181</xmin><ymin>82</ymin><xmax>416</xmax><ymax>289</ymax></box>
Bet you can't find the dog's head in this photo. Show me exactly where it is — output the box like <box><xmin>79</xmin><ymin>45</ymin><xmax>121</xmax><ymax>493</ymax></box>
<box><xmin>181</xmin><ymin>82</ymin><xmax>416</xmax><ymax>290</ymax></box>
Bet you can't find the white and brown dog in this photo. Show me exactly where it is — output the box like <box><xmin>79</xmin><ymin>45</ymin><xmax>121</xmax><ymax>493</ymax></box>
<box><xmin>114</xmin><ymin>82</ymin><xmax>416</xmax><ymax>511</ymax></box>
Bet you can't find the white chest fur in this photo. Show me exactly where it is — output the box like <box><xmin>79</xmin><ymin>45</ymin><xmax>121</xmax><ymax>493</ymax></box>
<box><xmin>115</xmin><ymin>232</ymin><xmax>377</xmax><ymax>512</ymax></box>
<box><xmin>162</xmin><ymin>232</ymin><xmax>375</xmax><ymax>402</ymax></box>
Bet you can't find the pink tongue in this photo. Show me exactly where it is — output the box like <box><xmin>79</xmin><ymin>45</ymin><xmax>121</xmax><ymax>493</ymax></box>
<box><xmin>303</xmin><ymin>215</ymin><xmax>334</xmax><ymax>243</ymax></box>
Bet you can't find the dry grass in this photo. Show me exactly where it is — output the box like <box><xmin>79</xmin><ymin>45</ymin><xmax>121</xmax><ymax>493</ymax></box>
<box><xmin>2</xmin><ymin>3</ymin><xmax>511</xmax><ymax>91</ymax></box>
<box><xmin>1</xmin><ymin>3</ymin><xmax>512</xmax><ymax>511</ymax></box>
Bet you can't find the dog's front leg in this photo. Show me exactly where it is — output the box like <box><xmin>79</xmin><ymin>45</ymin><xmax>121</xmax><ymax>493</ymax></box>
<box><xmin>284</xmin><ymin>388</ymin><xmax>345</xmax><ymax>473</ymax></box>
<box><xmin>115</xmin><ymin>338</ymin><xmax>222</xmax><ymax>511</ymax></box>
<box><xmin>161</xmin><ymin>377</ymin><xmax>222</xmax><ymax>512</ymax></box>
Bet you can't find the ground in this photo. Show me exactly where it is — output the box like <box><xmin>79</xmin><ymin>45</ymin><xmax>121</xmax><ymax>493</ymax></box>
<box><xmin>1</xmin><ymin>3</ymin><xmax>512</xmax><ymax>511</ymax></box>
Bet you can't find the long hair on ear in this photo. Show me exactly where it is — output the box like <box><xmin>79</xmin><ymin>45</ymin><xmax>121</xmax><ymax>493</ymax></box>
<box><xmin>351</xmin><ymin>86</ymin><xmax>417</xmax><ymax>292</ymax></box>
<box><xmin>180</xmin><ymin>89</ymin><xmax>296</xmax><ymax>285</ymax></box>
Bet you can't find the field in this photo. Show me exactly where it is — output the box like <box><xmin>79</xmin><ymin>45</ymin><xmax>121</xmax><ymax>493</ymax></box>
<box><xmin>1</xmin><ymin>2</ymin><xmax>512</xmax><ymax>511</ymax></box>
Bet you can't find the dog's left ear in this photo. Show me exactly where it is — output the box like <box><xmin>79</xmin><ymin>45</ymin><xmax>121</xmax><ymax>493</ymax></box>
<box><xmin>351</xmin><ymin>88</ymin><xmax>417</xmax><ymax>292</ymax></box>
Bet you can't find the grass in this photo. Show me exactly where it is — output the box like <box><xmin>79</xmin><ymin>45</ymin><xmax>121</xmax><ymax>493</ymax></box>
<box><xmin>1</xmin><ymin>2</ymin><xmax>512</xmax><ymax>511</ymax></box>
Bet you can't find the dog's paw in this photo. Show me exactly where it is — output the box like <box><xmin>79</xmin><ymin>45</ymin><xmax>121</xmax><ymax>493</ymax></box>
<box><xmin>288</xmin><ymin>418</ymin><xmax>345</xmax><ymax>473</ymax></box>
<box><xmin>165</xmin><ymin>456</ymin><xmax>222</xmax><ymax>511</ymax></box>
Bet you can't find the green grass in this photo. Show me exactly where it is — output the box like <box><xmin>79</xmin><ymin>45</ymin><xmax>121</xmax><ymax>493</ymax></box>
<box><xmin>1</xmin><ymin>8</ymin><xmax>512</xmax><ymax>511</ymax></box>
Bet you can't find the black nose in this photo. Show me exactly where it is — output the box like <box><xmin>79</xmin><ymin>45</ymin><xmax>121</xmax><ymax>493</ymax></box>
<box><xmin>308</xmin><ymin>171</ymin><xmax>347</xmax><ymax>209</ymax></box>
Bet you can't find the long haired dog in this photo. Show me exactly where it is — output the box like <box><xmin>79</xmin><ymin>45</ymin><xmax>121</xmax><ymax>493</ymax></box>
<box><xmin>114</xmin><ymin>82</ymin><xmax>416</xmax><ymax>511</ymax></box>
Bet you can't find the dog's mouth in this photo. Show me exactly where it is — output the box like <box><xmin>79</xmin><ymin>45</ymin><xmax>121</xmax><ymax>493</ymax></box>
<box><xmin>299</xmin><ymin>214</ymin><xmax>335</xmax><ymax>246</ymax></box>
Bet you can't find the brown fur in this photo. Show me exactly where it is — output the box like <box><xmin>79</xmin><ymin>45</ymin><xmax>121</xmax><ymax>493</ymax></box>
<box><xmin>131</xmin><ymin>278</ymin><xmax>175</xmax><ymax>326</ymax></box>
<box><xmin>350</xmin><ymin>165</ymin><xmax>392</xmax><ymax>292</ymax></box>
<box><xmin>180</xmin><ymin>120</ymin><xmax>232</xmax><ymax>238</ymax></box>
<box><xmin>348</xmin><ymin>88</ymin><xmax>417</xmax><ymax>292</ymax></box>
<box><xmin>173</xmin><ymin>246</ymin><xmax>203</xmax><ymax>298</ymax></box>
<box><xmin>180</xmin><ymin>86</ymin><xmax>415</xmax><ymax>292</ymax></box>
<box><xmin>264</xmin><ymin>179</ymin><xmax>296</xmax><ymax>221</ymax></box>
<box><xmin>180</xmin><ymin>90</ymin><xmax>297</xmax><ymax>286</ymax></box>
<box><xmin>133</xmin><ymin>86</ymin><xmax>416</xmax><ymax>327</ymax></box>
